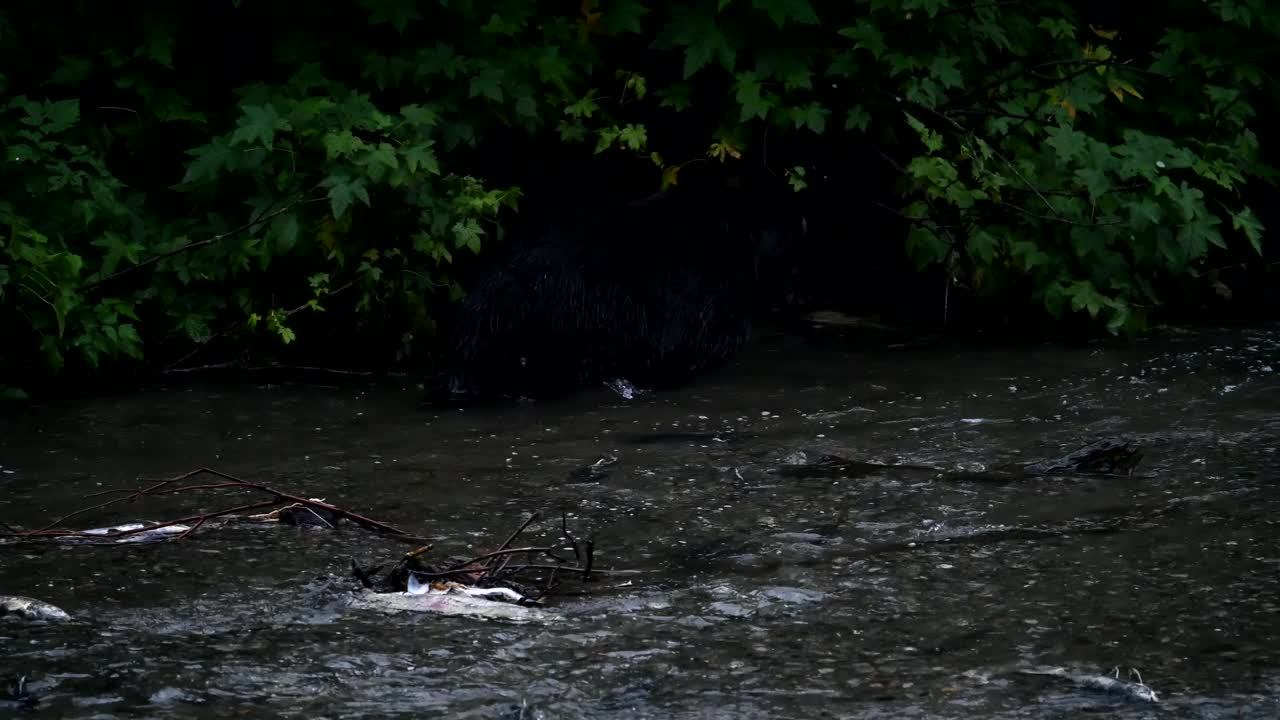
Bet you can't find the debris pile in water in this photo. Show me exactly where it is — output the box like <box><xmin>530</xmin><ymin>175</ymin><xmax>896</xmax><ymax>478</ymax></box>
<box><xmin>1</xmin><ymin>468</ymin><xmax>640</xmax><ymax>623</ymax></box>
<box><xmin>344</xmin><ymin>511</ymin><xmax>641</xmax><ymax>623</ymax></box>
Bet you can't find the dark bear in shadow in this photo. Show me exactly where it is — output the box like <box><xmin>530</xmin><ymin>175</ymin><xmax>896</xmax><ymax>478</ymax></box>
<box><xmin>443</xmin><ymin>169</ymin><xmax>806</xmax><ymax>402</ymax></box>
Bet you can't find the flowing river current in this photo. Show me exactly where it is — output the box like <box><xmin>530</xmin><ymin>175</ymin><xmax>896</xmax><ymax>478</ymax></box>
<box><xmin>2</xmin><ymin>324</ymin><xmax>1278</xmax><ymax>718</ymax></box>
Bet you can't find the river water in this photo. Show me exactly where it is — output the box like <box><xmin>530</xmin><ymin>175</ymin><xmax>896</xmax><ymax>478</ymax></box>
<box><xmin>2</xmin><ymin>324</ymin><xmax>1278</xmax><ymax>718</ymax></box>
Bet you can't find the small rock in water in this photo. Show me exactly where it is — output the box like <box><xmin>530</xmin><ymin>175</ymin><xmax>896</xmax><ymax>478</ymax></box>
<box><xmin>708</xmin><ymin>601</ymin><xmax>752</xmax><ymax>618</ymax></box>
<box><xmin>779</xmin><ymin>451</ymin><xmax>809</xmax><ymax>466</ymax></box>
<box><xmin>149</xmin><ymin>687</ymin><xmax>204</xmax><ymax>705</ymax></box>
<box><xmin>775</xmin><ymin>542</ymin><xmax>827</xmax><ymax>560</ymax></box>
<box><xmin>726</xmin><ymin>553</ymin><xmax>768</xmax><ymax>569</ymax></box>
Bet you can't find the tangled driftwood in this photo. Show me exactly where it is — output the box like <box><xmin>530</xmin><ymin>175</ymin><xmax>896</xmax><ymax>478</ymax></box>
<box><xmin>1</xmin><ymin>468</ymin><xmax>641</xmax><ymax>617</ymax></box>
<box><xmin>1</xmin><ymin>467</ymin><xmax>426</xmax><ymax>545</ymax></box>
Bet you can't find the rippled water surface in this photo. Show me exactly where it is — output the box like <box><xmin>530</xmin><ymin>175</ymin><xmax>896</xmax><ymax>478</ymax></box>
<box><xmin>2</xmin><ymin>325</ymin><xmax>1278</xmax><ymax>718</ymax></box>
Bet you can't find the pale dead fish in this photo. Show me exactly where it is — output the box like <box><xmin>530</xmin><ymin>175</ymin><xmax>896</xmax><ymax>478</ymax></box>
<box><xmin>405</xmin><ymin>573</ymin><xmax>533</xmax><ymax>604</ymax></box>
<box><xmin>344</xmin><ymin>588</ymin><xmax>559</xmax><ymax>625</ymax></box>
<box><xmin>1020</xmin><ymin>665</ymin><xmax>1160</xmax><ymax>703</ymax></box>
<box><xmin>0</xmin><ymin>595</ymin><xmax>71</xmax><ymax>623</ymax></box>
<box><xmin>59</xmin><ymin>522</ymin><xmax>191</xmax><ymax>544</ymax></box>
<box><xmin>404</xmin><ymin>568</ymin><xmax>535</xmax><ymax>602</ymax></box>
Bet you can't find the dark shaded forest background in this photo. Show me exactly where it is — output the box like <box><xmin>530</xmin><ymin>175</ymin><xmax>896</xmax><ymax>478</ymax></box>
<box><xmin>1</xmin><ymin>0</ymin><xmax>1276</xmax><ymax>400</ymax></box>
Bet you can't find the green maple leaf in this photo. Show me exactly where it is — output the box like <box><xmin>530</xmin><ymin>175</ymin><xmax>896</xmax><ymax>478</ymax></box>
<box><xmin>400</xmin><ymin>103</ymin><xmax>441</xmax><ymax>128</ymax></box>
<box><xmin>656</xmin><ymin>7</ymin><xmax>736</xmax><ymax>79</ymax></box>
<box><xmin>403</xmin><ymin>143</ymin><xmax>441</xmax><ymax>174</ymax></box>
<box><xmin>906</xmin><ymin>0</ymin><xmax>949</xmax><ymax>18</ymax></box>
<box><xmin>558</xmin><ymin>120</ymin><xmax>587</xmax><ymax>143</ymax></box>
<box><xmin>1128</xmin><ymin>198</ymin><xmax>1163</xmax><ymax>229</ymax></box>
<box><xmin>734</xmin><ymin>72</ymin><xmax>770</xmax><ymax>121</ymax></box>
<box><xmin>789</xmin><ymin>102</ymin><xmax>829</xmax><ymax>133</ymax></box>
<box><xmin>603</xmin><ymin>0</ymin><xmax>649</xmax><ymax>34</ymax></box>
<box><xmin>469</xmin><ymin>66</ymin><xmax>505</xmax><ymax>102</ymax></box>
<box><xmin>657</xmin><ymin>83</ymin><xmax>694</xmax><ymax>111</ymax></box>
<box><xmin>564</xmin><ymin>91</ymin><xmax>600</xmax><ymax>119</ymax></box>
<box><xmin>323</xmin><ymin>174</ymin><xmax>372</xmax><ymax>218</ymax></box>
<box><xmin>967</xmin><ymin>229</ymin><xmax>999</xmax><ymax>264</ymax></box>
<box><xmin>1171</xmin><ymin>181</ymin><xmax>1204</xmax><ymax>221</ymax></box>
<box><xmin>323</xmin><ymin>130</ymin><xmax>366</xmax><ymax>160</ymax></box>
<box><xmin>417</xmin><ymin>43</ymin><xmax>466</xmax><ymax>79</ymax></box>
<box><xmin>270</xmin><ymin>212</ymin><xmax>300</xmax><ymax>254</ymax></box>
<box><xmin>230</xmin><ymin>104</ymin><xmax>290</xmax><ymax>148</ymax></box>
<box><xmin>182</xmin><ymin>315</ymin><xmax>213</xmax><ymax>344</ymax></box>
<box><xmin>536</xmin><ymin>46</ymin><xmax>573</xmax><ymax>92</ymax></box>
<box><xmin>751</xmin><ymin>0</ymin><xmax>819</xmax><ymax>27</ymax></box>
<box><xmin>1045</xmin><ymin>126</ymin><xmax>1087</xmax><ymax>164</ymax></box>
<box><xmin>514</xmin><ymin>94</ymin><xmax>537</xmax><ymax>119</ymax></box>
<box><xmin>182</xmin><ymin>136</ymin><xmax>232</xmax><ymax>184</ymax></box>
<box><xmin>41</xmin><ymin>99</ymin><xmax>80</xmax><ymax>133</ymax></box>
<box><xmin>141</xmin><ymin>28</ymin><xmax>175</xmax><ymax>67</ymax></box>
<box><xmin>1038</xmin><ymin>17</ymin><xmax>1074</xmax><ymax>39</ymax></box>
<box><xmin>452</xmin><ymin>218</ymin><xmax>484</xmax><ymax>254</ymax></box>
<box><xmin>756</xmin><ymin>51</ymin><xmax>813</xmax><ymax>90</ymax></box>
<box><xmin>362</xmin><ymin>142</ymin><xmax>400</xmax><ymax>182</ymax></box>
<box><xmin>48</xmin><ymin>56</ymin><xmax>93</xmax><ymax>86</ymax></box>
<box><xmin>844</xmin><ymin>105</ymin><xmax>870</xmax><ymax>132</ymax></box>
<box><xmin>1074</xmin><ymin>167</ymin><xmax>1112</xmax><ymax>202</ymax></box>
<box><xmin>1231</xmin><ymin>207</ymin><xmax>1265</xmax><ymax>255</ymax></box>
<box><xmin>366</xmin><ymin>0</ymin><xmax>424</xmax><ymax>32</ymax></box>
<box><xmin>618</xmin><ymin>123</ymin><xmax>648</xmax><ymax>150</ymax></box>
<box><xmin>683</xmin><ymin>42</ymin><xmax>715</xmax><ymax>79</ymax></box>
<box><xmin>91</xmin><ymin>231</ymin><xmax>144</xmax><ymax>277</ymax></box>
<box><xmin>838</xmin><ymin>22</ymin><xmax>887</xmax><ymax>59</ymax></box>
<box><xmin>929</xmin><ymin>56</ymin><xmax>963</xmax><ymax>90</ymax></box>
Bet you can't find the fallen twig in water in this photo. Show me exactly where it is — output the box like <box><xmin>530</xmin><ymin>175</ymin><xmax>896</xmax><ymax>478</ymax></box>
<box><xmin>482</xmin><ymin>512</ymin><xmax>542</xmax><ymax>573</ymax></box>
<box><xmin>1</xmin><ymin>467</ymin><xmax>428</xmax><ymax>545</ymax></box>
<box><xmin>561</xmin><ymin>510</ymin><xmax>596</xmax><ymax>581</ymax></box>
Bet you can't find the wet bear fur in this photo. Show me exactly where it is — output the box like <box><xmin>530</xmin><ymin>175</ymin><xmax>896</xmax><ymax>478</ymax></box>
<box><xmin>444</xmin><ymin>172</ymin><xmax>805</xmax><ymax>401</ymax></box>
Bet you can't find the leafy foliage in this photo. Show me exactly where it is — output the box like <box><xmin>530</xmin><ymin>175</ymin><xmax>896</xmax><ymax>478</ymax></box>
<box><xmin>0</xmin><ymin>0</ymin><xmax>1276</xmax><ymax>395</ymax></box>
<box><xmin>827</xmin><ymin>0</ymin><xmax>1278</xmax><ymax>331</ymax></box>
